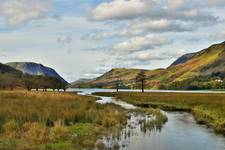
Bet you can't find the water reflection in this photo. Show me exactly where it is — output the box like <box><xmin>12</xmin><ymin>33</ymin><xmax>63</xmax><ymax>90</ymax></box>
<box><xmin>96</xmin><ymin>112</ymin><xmax>164</xmax><ymax>150</ymax></box>
<box><xmin>96</xmin><ymin>112</ymin><xmax>225</xmax><ymax>150</ymax></box>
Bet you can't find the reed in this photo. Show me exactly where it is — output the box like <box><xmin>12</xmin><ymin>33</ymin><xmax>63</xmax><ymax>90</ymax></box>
<box><xmin>0</xmin><ymin>91</ymin><xmax>127</xmax><ymax>150</ymax></box>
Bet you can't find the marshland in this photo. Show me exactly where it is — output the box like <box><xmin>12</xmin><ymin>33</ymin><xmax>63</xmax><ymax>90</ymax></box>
<box><xmin>0</xmin><ymin>91</ymin><xmax>127</xmax><ymax>150</ymax></box>
<box><xmin>0</xmin><ymin>89</ymin><xmax>225</xmax><ymax>150</ymax></box>
<box><xmin>95</xmin><ymin>91</ymin><xmax>225</xmax><ymax>134</ymax></box>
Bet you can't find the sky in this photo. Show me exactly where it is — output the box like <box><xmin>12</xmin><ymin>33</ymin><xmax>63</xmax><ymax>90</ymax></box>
<box><xmin>0</xmin><ymin>0</ymin><xmax>225</xmax><ymax>82</ymax></box>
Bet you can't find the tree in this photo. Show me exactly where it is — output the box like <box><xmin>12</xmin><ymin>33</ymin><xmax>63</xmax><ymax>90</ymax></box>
<box><xmin>22</xmin><ymin>74</ymin><xmax>34</xmax><ymax>91</ymax></box>
<box><xmin>0</xmin><ymin>72</ymin><xmax>67</xmax><ymax>92</ymax></box>
<box><xmin>115</xmin><ymin>78</ymin><xmax>122</xmax><ymax>92</ymax></box>
<box><xmin>136</xmin><ymin>70</ymin><xmax>146</xmax><ymax>93</ymax></box>
<box><xmin>33</xmin><ymin>76</ymin><xmax>43</xmax><ymax>91</ymax></box>
<box><xmin>61</xmin><ymin>82</ymin><xmax>67</xmax><ymax>92</ymax></box>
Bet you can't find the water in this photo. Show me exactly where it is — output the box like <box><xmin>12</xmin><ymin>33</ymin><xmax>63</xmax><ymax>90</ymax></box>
<box><xmin>114</xmin><ymin>112</ymin><xmax>225</xmax><ymax>150</ymax></box>
<box><xmin>96</xmin><ymin>96</ymin><xmax>136</xmax><ymax>110</ymax></box>
<box><xmin>70</xmin><ymin>88</ymin><xmax>225</xmax><ymax>150</ymax></box>
<box><xmin>68</xmin><ymin>88</ymin><xmax>225</xmax><ymax>94</ymax></box>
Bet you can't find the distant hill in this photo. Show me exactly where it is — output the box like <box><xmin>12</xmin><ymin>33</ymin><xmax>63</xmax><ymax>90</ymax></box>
<box><xmin>6</xmin><ymin>62</ymin><xmax>68</xmax><ymax>84</ymax></box>
<box><xmin>70</xmin><ymin>78</ymin><xmax>93</xmax><ymax>85</ymax></box>
<box><xmin>71</xmin><ymin>41</ymin><xmax>225</xmax><ymax>89</ymax></box>
<box><xmin>70</xmin><ymin>78</ymin><xmax>94</xmax><ymax>88</ymax></box>
<box><xmin>0</xmin><ymin>63</ymin><xmax>22</xmax><ymax>75</ymax></box>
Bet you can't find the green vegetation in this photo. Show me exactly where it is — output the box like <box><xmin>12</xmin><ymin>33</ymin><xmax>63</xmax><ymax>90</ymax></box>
<box><xmin>0</xmin><ymin>73</ymin><xmax>67</xmax><ymax>91</ymax></box>
<box><xmin>94</xmin><ymin>92</ymin><xmax>225</xmax><ymax>135</ymax></box>
<box><xmin>136</xmin><ymin>70</ymin><xmax>146</xmax><ymax>93</ymax></box>
<box><xmin>0</xmin><ymin>62</ymin><xmax>67</xmax><ymax>91</ymax></box>
<box><xmin>0</xmin><ymin>91</ymin><xmax>127</xmax><ymax>150</ymax></box>
<box><xmin>134</xmin><ymin>108</ymin><xmax>168</xmax><ymax>132</ymax></box>
<box><xmin>159</xmin><ymin>75</ymin><xmax>225</xmax><ymax>90</ymax></box>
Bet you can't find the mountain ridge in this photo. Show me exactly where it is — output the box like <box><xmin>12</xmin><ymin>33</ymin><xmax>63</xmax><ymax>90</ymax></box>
<box><xmin>70</xmin><ymin>41</ymin><xmax>225</xmax><ymax>89</ymax></box>
<box><xmin>0</xmin><ymin>63</ymin><xmax>22</xmax><ymax>75</ymax></box>
<box><xmin>6</xmin><ymin>62</ymin><xmax>68</xmax><ymax>84</ymax></box>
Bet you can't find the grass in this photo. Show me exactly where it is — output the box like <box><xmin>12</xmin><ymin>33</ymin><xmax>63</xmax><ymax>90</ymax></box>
<box><xmin>94</xmin><ymin>92</ymin><xmax>225</xmax><ymax>135</ymax></box>
<box><xmin>134</xmin><ymin>108</ymin><xmax>168</xmax><ymax>132</ymax></box>
<box><xmin>0</xmin><ymin>91</ymin><xmax>127</xmax><ymax>150</ymax></box>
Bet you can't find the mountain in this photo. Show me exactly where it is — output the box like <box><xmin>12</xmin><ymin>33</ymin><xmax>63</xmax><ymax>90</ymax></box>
<box><xmin>0</xmin><ymin>63</ymin><xmax>22</xmax><ymax>75</ymax></box>
<box><xmin>71</xmin><ymin>78</ymin><xmax>93</xmax><ymax>85</ymax></box>
<box><xmin>169</xmin><ymin>53</ymin><xmax>196</xmax><ymax>66</ymax></box>
<box><xmin>6</xmin><ymin>62</ymin><xmax>68</xmax><ymax>83</ymax></box>
<box><xmin>71</xmin><ymin>41</ymin><xmax>225</xmax><ymax>89</ymax></box>
<box><xmin>70</xmin><ymin>78</ymin><xmax>94</xmax><ymax>88</ymax></box>
<box><xmin>72</xmin><ymin>68</ymin><xmax>167</xmax><ymax>88</ymax></box>
<box><xmin>166</xmin><ymin>41</ymin><xmax>225</xmax><ymax>81</ymax></box>
<box><xmin>92</xmin><ymin>68</ymin><xmax>142</xmax><ymax>88</ymax></box>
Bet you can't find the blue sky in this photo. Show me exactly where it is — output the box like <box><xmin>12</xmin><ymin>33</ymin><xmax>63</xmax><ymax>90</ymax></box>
<box><xmin>0</xmin><ymin>0</ymin><xmax>225</xmax><ymax>82</ymax></box>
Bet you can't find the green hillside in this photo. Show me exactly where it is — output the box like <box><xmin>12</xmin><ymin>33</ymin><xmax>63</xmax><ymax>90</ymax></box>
<box><xmin>71</xmin><ymin>41</ymin><xmax>225</xmax><ymax>90</ymax></box>
<box><xmin>167</xmin><ymin>41</ymin><xmax>225</xmax><ymax>81</ymax></box>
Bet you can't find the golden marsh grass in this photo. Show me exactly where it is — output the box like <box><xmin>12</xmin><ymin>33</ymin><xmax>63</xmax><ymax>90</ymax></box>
<box><xmin>0</xmin><ymin>91</ymin><xmax>127</xmax><ymax>150</ymax></box>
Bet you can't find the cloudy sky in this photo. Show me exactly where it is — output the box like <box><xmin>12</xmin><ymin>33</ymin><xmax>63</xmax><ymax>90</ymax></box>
<box><xmin>0</xmin><ymin>0</ymin><xmax>225</xmax><ymax>82</ymax></box>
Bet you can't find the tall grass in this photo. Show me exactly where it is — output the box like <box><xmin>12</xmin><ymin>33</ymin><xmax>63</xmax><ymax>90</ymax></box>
<box><xmin>95</xmin><ymin>92</ymin><xmax>225</xmax><ymax>135</ymax></box>
<box><xmin>0</xmin><ymin>91</ymin><xmax>127</xmax><ymax>150</ymax></box>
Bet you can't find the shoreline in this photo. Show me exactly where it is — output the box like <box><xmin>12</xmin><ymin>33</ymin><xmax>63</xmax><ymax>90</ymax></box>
<box><xmin>94</xmin><ymin>91</ymin><xmax>225</xmax><ymax>136</ymax></box>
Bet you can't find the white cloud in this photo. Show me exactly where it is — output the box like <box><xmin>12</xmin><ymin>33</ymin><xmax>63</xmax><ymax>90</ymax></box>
<box><xmin>82</xmin><ymin>28</ymin><xmax>143</xmax><ymax>41</ymax></box>
<box><xmin>206</xmin><ymin>0</ymin><xmax>225</xmax><ymax>6</ymax></box>
<box><xmin>88</xmin><ymin>0</ymin><xmax>220</xmax><ymax>41</ymax></box>
<box><xmin>132</xmin><ymin>19</ymin><xmax>171</xmax><ymax>30</ymax></box>
<box><xmin>113</xmin><ymin>35</ymin><xmax>171</xmax><ymax>54</ymax></box>
<box><xmin>0</xmin><ymin>0</ymin><xmax>52</xmax><ymax>26</ymax></box>
<box><xmin>57</xmin><ymin>35</ymin><xmax>73</xmax><ymax>44</ymax></box>
<box><xmin>130</xmin><ymin>19</ymin><xmax>193</xmax><ymax>32</ymax></box>
<box><xmin>91</xmin><ymin>0</ymin><xmax>217</xmax><ymax>22</ymax></box>
<box><xmin>113</xmin><ymin>49</ymin><xmax>189</xmax><ymax>68</ymax></box>
<box><xmin>184</xmin><ymin>9</ymin><xmax>198</xmax><ymax>17</ymax></box>
<box><xmin>167</xmin><ymin>0</ymin><xmax>184</xmax><ymax>10</ymax></box>
<box><xmin>91</xmin><ymin>0</ymin><xmax>153</xmax><ymax>20</ymax></box>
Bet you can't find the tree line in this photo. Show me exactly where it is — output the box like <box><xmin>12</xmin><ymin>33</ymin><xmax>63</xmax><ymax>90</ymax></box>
<box><xmin>0</xmin><ymin>73</ymin><xmax>67</xmax><ymax>91</ymax></box>
<box><xmin>159</xmin><ymin>76</ymin><xmax>225</xmax><ymax>90</ymax></box>
<box><xmin>115</xmin><ymin>71</ymin><xmax>225</xmax><ymax>92</ymax></box>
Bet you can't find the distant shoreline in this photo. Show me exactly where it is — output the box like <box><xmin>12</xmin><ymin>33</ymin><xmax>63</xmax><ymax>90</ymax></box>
<box><xmin>68</xmin><ymin>88</ymin><xmax>225</xmax><ymax>94</ymax></box>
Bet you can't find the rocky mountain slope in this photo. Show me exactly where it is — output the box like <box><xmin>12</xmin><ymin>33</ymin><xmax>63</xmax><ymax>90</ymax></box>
<box><xmin>6</xmin><ymin>62</ymin><xmax>68</xmax><ymax>83</ymax></box>
<box><xmin>0</xmin><ymin>63</ymin><xmax>22</xmax><ymax>75</ymax></box>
